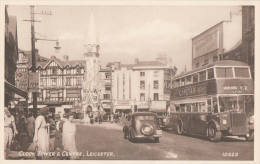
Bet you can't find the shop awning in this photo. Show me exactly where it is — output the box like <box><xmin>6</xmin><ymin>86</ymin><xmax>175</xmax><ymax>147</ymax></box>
<box><xmin>5</xmin><ymin>80</ymin><xmax>28</xmax><ymax>98</ymax></box>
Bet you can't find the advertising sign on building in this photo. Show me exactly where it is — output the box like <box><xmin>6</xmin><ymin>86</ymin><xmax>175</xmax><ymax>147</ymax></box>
<box><xmin>15</xmin><ymin>71</ymin><xmax>28</xmax><ymax>91</ymax></box>
<box><xmin>66</xmin><ymin>89</ymin><xmax>81</xmax><ymax>98</ymax></box>
<box><xmin>192</xmin><ymin>23</ymin><xmax>222</xmax><ymax>59</ymax></box>
<box><xmin>28</xmin><ymin>72</ymin><xmax>39</xmax><ymax>92</ymax></box>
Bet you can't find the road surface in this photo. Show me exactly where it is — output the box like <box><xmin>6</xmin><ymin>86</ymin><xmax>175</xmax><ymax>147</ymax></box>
<box><xmin>74</xmin><ymin>122</ymin><xmax>254</xmax><ymax>160</ymax></box>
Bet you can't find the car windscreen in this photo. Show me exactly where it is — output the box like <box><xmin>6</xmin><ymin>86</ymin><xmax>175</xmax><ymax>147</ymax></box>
<box><xmin>134</xmin><ymin>115</ymin><xmax>155</xmax><ymax>121</ymax></box>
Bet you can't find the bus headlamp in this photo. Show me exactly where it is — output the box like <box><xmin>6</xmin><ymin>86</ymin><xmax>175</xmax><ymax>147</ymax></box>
<box><xmin>222</xmin><ymin>119</ymin><xmax>227</xmax><ymax>125</ymax></box>
<box><xmin>249</xmin><ymin>116</ymin><xmax>254</xmax><ymax>124</ymax></box>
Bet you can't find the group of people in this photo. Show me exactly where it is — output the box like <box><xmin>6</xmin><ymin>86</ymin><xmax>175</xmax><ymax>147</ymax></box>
<box><xmin>4</xmin><ymin>106</ymin><xmax>77</xmax><ymax>159</ymax></box>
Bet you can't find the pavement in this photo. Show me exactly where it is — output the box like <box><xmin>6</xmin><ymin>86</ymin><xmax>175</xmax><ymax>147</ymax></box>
<box><xmin>74</xmin><ymin>122</ymin><xmax>254</xmax><ymax>160</ymax></box>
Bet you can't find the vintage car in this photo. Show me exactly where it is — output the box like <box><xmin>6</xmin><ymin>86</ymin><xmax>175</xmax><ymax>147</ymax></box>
<box><xmin>123</xmin><ymin>112</ymin><xmax>162</xmax><ymax>143</ymax></box>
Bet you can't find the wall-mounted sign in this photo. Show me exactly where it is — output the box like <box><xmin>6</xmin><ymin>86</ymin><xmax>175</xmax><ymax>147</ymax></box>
<box><xmin>192</xmin><ymin>23</ymin><xmax>222</xmax><ymax>59</ymax></box>
<box><xmin>28</xmin><ymin>72</ymin><xmax>39</xmax><ymax>92</ymax></box>
<box><xmin>15</xmin><ymin>71</ymin><xmax>28</xmax><ymax>91</ymax></box>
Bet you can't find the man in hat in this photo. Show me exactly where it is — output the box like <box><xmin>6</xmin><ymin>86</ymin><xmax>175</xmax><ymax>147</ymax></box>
<box><xmin>4</xmin><ymin>107</ymin><xmax>18</xmax><ymax>158</ymax></box>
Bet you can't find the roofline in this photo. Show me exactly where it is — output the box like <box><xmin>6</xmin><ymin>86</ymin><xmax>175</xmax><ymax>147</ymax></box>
<box><xmin>192</xmin><ymin>21</ymin><xmax>223</xmax><ymax>40</ymax></box>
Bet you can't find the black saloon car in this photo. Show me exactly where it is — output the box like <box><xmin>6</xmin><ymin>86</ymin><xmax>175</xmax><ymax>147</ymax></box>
<box><xmin>123</xmin><ymin>112</ymin><xmax>162</xmax><ymax>143</ymax></box>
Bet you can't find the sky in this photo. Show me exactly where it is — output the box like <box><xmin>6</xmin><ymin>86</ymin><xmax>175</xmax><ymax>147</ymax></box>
<box><xmin>7</xmin><ymin>5</ymin><xmax>241</xmax><ymax>72</ymax></box>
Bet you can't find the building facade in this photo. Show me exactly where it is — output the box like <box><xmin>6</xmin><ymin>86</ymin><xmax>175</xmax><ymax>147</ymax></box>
<box><xmin>5</xmin><ymin>7</ymin><xmax>27</xmax><ymax>107</ymax></box>
<box><xmin>36</xmin><ymin>56</ymin><xmax>85</xmax><ymax>112</ymax></box>
<box><xmin>110</xmin><ymin>59</ymin><xmax>176</xmax><ymax>113</ymax></box>
<box><xmin>192</xmin><ymin>8</ymin><xmax>242</xmax><ymax>69</ymax></box>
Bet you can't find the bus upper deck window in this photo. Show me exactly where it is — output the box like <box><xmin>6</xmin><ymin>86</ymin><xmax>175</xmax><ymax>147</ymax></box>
<box><xmin>234</xmin><ymin>67</ymin><xmax>250</xmax><ymax>78</ymax></box>
<box><xmin>199</xmin><ymin>71</ymin><xmax>206</xmax><ymax>82</ymax></box>
<box><xmin>207</xmin><ymin>68</ymin><xmax>214</xmax><ymax>79</ymax></box>
<box><xmin>216</xmin><ymin>67</ymin><xmax>233</xmax><ymax>78</ymax></box>
<box><xmin>193</xmin><ymin>74</ymin><xmax>198</xmax><ymax>83</ymax></box>
<box><xmin>186</xmin><ymin>75</ymin><xmax>192</xmax><ymax>85</ymax></box>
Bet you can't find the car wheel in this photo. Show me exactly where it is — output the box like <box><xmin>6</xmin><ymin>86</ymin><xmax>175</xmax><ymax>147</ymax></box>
<box><xmin>124</xmin><ymin>131</ymin><xmax>128</xmax><ymax>139</ymax></box>
<box><xmin>154</xmin><ymin>137</ymin><xmax>160</xmax><ymax>143</ymax></box>
<box><xmin>177</xmin><ymin>121</ymin><xmax>183</xmax><ymax>135</ymax></box>
<box><xmin>208</xmin><ymin>123</ymin><xmax>222</xmax><ymax>142</ymax></box>
<box><xmin>245</xmin><ymin>130</ymin><xmax>254</xmax><ymax>141</ymax></box>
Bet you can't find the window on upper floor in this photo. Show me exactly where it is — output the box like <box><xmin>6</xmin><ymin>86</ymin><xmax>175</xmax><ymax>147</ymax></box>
<box><xmin>52</xmin><ymin>67</ymin><xmax>57</xmax><ymax>75</ymax></box>
<box><xmin>140</xmin><ymin>80</ymin><xmax>145</xmax><ymax>90</ymax></box>
<box><xmin>105</xmin><ymin>72</ymin><xmax>111</xmax><ymax>79</ymax></box>
<box><xmin>140</xmin><ymin>72</ymin><xmax>145</xmax><ymax>77</ymax></box>
<box><xmin>153</xmin><ymin>80</ymin><xmax>159</xmax><ymax>89</ymax></box>
<box><xmin>76</xmin><ymin>67</ymin><xmax>81</xmax><ymax>74</ymax></box>
<box><xmin>153</xmin><ymin>93</ymin><xmax>159</xmax><ymax>101</ymax></box>
<box><xmin>140</xmin><ymin>93</ymin><xmax>145</xmax><ymax>101</ymax></box>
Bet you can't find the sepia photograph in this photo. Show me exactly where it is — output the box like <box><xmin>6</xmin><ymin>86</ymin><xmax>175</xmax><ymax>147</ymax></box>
<box><xmin>2</xmin><ymin>1</ymin><xmax>257</xmax><ymax>162</ymax></box>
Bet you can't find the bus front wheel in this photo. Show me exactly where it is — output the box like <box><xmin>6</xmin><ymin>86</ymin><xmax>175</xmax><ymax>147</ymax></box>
<box><xmin>208</xmin><ymin>123</ymin><xmax>222</xmax><ymax>142</ymax></box>
<box><xmin>177</xmin><ymin>121</ymin><xmax>183</xmax><ymax>135</ymax></box>
<box><xmin>245</xmin><ymin>130</ymin><xmax>254</xmax><ymax>141</ymax></box>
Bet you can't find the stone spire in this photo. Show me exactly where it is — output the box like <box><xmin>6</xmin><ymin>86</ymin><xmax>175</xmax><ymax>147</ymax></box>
<box><xmin>87</xmin><ymin>12</ymin><xmax>97</xmax><ymax>45</ymax></box>
<box><xmin>84</xmin><ymin>11</ymin><xmax>99</xmax><ymax>54</ymax></box>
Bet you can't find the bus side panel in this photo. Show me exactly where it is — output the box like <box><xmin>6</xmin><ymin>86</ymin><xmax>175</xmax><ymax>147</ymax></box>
<box><xmin>190</xmin><ymin>113</ymin><xmax>208</xmax><ymax>135</ymax></box>
<box><xmin>179</xmin><ymin>113</ymin><xmax>191</xmax><ymax>133</ymax></box>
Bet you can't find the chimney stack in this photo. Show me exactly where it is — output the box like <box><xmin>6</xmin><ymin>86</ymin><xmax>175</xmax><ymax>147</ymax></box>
<box><xmin>63</xmin><ymin>55</ymin><xmax>69</xmax><ymax>61</ymax></box>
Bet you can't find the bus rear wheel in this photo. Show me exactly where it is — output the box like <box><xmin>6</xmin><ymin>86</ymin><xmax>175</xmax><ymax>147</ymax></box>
<box><xmin>177</xmin><ymin>121</ymin><xmax>183</xmax><ymax>135</ymax></box>
<box><xmin>208</xmin><ymin>124</ymin><xmax>222</xmax><ymax>142</ymax></box>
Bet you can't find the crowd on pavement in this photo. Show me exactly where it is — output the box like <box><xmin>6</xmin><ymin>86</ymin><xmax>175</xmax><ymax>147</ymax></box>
<box><xmin>4</xmin><ymin>105</ymin><xmax>79</xmax><ymax>160</ymax></box>
<box><xmin>4</xmin><ymin>104</ymin><xmax>133</xmax><ymax>160</ymax></box>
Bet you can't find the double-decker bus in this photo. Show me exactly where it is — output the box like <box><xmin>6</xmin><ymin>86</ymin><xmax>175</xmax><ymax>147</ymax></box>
<box><xmin>169</xmin><ymin>60</ymin><xmax>254</xmax><ymax>141</ymax></box>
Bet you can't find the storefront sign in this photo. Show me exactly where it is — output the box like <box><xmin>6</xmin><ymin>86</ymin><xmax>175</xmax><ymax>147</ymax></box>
<box><xmin>15</xmin><ymin>71</ymin><xmax>28</xmax><ymax>91</ymax></box>
<box><xmin>66</xmin><ymin>89</ymin><xmax>81</xmax><ymax>98</ymax></box>
<box><xmin>28</xmin><ymin>72</ymin><xmax>39</xmax><ymax>92</ymax></box>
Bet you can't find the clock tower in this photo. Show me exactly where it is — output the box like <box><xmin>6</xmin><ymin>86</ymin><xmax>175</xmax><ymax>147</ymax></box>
<box><xmin>82</xmin><ymin>12</ymin><xmax>102</xmax><ymax>118</ymax></box>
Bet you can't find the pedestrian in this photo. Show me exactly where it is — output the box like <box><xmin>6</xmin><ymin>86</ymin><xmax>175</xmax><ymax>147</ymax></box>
<box><xmin>27</xmin><ymin>112</ymin><xmax>35</xmax><ymax>143</ymax></box>
<box><xmin>18</xmin><ymin>113</ymin><xmax>29</xmax><ymax>151</ymax></box>
<box><xmin>4</xmin><ymin>107</ymin><xmax>18</xmax><ymax>159</ymax></box>
<box><xmin>62</xmin><ymin>113</ymin><xmax>77</xmax><ymax>159</ymax></box>
<box><xmin>33</xmin><ymin>107</ymin><xmax>50</xmax><ymax>159</ymax></box>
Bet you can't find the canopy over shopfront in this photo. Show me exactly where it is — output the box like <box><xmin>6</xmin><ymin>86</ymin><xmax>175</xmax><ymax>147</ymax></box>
<box><xmin>5</xmin><ymin>80</ymin><xmax>28</xmax><ymax>107</ymax></box>
<box><xmin>5</xmin><ymin>80</ymin><xmax>28</xmax><ymax>98</ymax></box>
